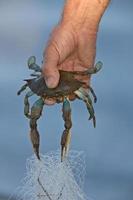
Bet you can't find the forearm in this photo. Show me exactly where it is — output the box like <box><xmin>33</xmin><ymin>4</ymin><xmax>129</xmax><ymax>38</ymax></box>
<box><xmin>61</xmin><ymin>0</ymin><xmax>110</xmax><ymax>32</ymax></box>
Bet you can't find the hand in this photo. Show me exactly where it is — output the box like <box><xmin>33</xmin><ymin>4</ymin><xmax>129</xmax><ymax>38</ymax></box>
<box><xmin>42</xmin><ymin>0</ymin><xmax>110</xmax><ymax>104</ymax></box>
<box><xmin>43</xmin><ymin>23</ymin><xmax>97</xmax><ymax>85</ymax></box>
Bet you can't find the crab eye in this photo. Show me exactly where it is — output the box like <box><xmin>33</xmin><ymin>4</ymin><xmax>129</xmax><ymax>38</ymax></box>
<box><xmin>28</xmin><ymin>56</ymin><xmax>36</xmax><ymax>67</ymax></box>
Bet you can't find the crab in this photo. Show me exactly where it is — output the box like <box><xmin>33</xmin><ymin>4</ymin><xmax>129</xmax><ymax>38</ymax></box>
<box><xmin>17</xmin><ymin>56</ymin><xmax>102</xmax><ymax>161</ymax></box>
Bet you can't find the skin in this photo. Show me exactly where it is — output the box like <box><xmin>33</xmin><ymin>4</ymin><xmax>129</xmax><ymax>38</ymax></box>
<box><xmin>42</xmin><ymin>0</ymin><xmax>110</xmax><ymax>104</ymax></box>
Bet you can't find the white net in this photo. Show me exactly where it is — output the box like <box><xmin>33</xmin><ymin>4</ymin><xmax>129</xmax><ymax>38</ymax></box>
<box><xmin>9</xmin><ymin>150</ymin><xmax>91</xmax><ymax>200</ymax></box>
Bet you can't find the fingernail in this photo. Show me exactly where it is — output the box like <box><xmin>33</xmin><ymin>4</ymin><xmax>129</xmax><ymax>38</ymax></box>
<box><xmin>45</xmin><ymin>76</ymin><xmax>57</xmax><ymax>88</ymax></box>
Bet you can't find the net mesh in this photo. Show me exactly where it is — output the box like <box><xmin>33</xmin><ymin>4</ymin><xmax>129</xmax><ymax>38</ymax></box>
<box><xmin>9</xmin><ymin>150</ymin><xmax>91</xmax><ymax>200</ymax></box>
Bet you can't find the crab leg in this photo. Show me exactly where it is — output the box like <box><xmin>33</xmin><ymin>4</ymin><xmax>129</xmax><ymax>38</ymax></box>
<box><xmin>30</xmin><ymin>73</ymin><xmax>41</xmax><ymax>77</ymax></box>
<box><xmin>89</xmin><ymin>86</ymin><xmax>97</xmax><ymax>103</ymax></box>
<box><xmin>17</xmin><ymin>83</ymin><xmax>28</xmax><ymax>95</ymax></box>
<box><xmin>24</xmin><ymin>91</ymin><xmax>34</xmax><ymax>118</ymax></box>
<box><xmin>61</xmin><ymin>97</ymin><xmax>72</xmax><ymax>162</ymax></box>
<box><xmin>29</xmin><ymin>98</ymin><xmax>44</xmax><ymax>160</ymax></box>
<box><xmin>76</xmin><ymin>88</ymin><xmax>96</xmax><ymax>127</ymax></box>
<box><xmin>74</xmin><ymin>88</ymin><xmax>96</xmax><ymax>127</ymax></box>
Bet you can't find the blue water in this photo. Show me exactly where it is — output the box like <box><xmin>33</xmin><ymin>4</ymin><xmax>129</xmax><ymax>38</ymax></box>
<box><xmin>0</xmin><ymin>0</ymin><xmax>133</xmax><ymax>199</ymax></box>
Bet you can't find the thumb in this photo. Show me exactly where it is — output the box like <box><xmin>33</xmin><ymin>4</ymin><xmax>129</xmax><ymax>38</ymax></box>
<box><xmin>42</xmin><ymin>44</ymin><xmax>60</xmax><ymax>88</ymax></box>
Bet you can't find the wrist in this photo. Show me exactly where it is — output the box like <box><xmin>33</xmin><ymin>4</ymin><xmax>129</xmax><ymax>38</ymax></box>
<box><xmin>61</xmin><ymin>0</ymin><xmax>110</xmax><ymax>33</ymax></box>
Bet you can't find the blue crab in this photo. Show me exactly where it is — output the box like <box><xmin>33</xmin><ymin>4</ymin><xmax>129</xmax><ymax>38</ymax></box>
<box><xmin>17</xmin><ymin>56</ymin><xmax>102</xmax><ymax>161</ymax></box>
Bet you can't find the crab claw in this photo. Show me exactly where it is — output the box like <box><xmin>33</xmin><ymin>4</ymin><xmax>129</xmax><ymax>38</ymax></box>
<box><xmin>30</xmin><ymin>128</ymin><xmax>40</xmax><ymax>160</ymax></box>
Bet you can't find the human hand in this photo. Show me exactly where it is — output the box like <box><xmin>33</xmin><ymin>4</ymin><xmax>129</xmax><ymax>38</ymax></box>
<box><xmin>42</xmin><ymin>0</ymin><xmax>110</xmax><ymax>104</ymax></box>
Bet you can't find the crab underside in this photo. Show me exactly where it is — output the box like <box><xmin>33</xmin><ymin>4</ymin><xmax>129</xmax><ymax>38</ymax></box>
<box><xmin>17</xmin><ymin>56</ymin><xmax>102</xmax><ymax>161</ymax></box>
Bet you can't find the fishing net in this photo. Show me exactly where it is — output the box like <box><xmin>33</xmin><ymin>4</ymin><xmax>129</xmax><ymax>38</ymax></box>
<box><xmin>9</xmin><ymin>150</ymin><xmax>91</xmax><ymax>200</ymax></box>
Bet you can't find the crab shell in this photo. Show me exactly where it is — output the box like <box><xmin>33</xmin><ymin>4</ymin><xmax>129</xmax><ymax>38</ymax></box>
<box><xmin>25</xmin><ymin>71</ymin><xmax>85</xmax><ymax>101</ymax></box>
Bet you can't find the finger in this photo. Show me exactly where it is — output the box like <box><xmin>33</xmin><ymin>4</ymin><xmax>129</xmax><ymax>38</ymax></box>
<box><xmin>42</xmin><ymin>43</ymin><xmax>60</xmax><ymax>88</ymax></box>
